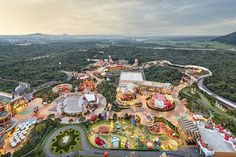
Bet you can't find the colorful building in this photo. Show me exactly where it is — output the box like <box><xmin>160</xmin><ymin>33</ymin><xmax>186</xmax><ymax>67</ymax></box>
<box><xmin>0</xmin><ymin>103</ymin><xmax>17</xmax><ymax>151</ymax></box>
<box><xmin>111</xmin><ymin>136</ymin><xmax>120</xmax><ymax>148</ymax></box>
<box><xmin>79</xmin><ymin>80</ymin><xmax>96</xmax><ymax>91</ymax></box>
<box><xmin>148</xmin><ymin>93</ymin><xmax>175</xmax><ymax>111</ymax></box>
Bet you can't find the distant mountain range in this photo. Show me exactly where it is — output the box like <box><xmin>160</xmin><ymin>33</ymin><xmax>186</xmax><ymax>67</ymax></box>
<box><xmin>0</xmin><ymin>33</ymin><xmax>118</xmax><ymax>44</ymax></box>
<box><xmin>213</xmin><ymin>31</ymin><xmax>236</xmax><ymax>45</ymax></box>
<box><xmin>0</xmin><ymin>33</ymin><xmax>218</xmax><ymax>44</ymax></box>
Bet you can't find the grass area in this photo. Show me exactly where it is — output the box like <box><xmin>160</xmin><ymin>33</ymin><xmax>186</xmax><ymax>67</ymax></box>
<box><xmin>180</xmin><ymin>87</ymin><xmax>212</xmax><ymax>118</ymax></box>
<box><xmin>195</xmin><ymin>41</ymin><xmax>236</xmax><ymax>50</ymax></box>
<box><xmin>50</xmin><ymin>128</ymin><xmax>82</xmax><ymax>155</ymax></box>
<box><xmin>147</xmin><ymin>40</ymin><xmax>236</xmax><ymax>50</ymax></box>
<box><xmin>87</xmin><ymin>119</ymin><xmax>181</xmax><ymax>151</ymax></box>
<box><xmin>180</xmin><ymin>87</ymin><xmax>236</xmax><ymax>135</ymax></box>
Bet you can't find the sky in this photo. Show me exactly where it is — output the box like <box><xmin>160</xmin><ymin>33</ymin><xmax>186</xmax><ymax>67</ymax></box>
<box><xmin>0</xmin><ymin>0</ymin><xmax>236</xmax><ymax>35</ymax></box>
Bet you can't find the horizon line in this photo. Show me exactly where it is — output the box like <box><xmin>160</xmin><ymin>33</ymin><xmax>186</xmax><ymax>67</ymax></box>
<box><xmin>0</xmin><ymin>33</ymin><xmax>223</xmax><ymax>37</ymax></box>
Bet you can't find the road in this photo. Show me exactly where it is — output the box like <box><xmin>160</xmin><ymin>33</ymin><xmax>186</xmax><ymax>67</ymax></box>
<box><xmin>197</xmin><ymin>79</ymin><xmax>236</xmax><ymax>109</ymax></box>
<box><xmin>61</xmin><ymin>70</ymin><xmax>73</xmax><ymax>81</ymax></box>
<box><xmin>166</xmin><ymin>60</ymin><xmax>236</xmax><ymax>109</ymax></box>
<box><xmin>144</xmin><ymin>60</ymin><xmax>236</xmax><ymax>109</ymax></box>
<box><xmin>43</xmin><ymin>125</ymin><xmax>200</xmax><ymax>157</ymax></box>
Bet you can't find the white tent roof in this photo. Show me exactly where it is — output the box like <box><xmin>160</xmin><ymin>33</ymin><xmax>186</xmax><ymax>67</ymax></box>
<box><xmin>120</xmin><ymin>72</ymin><xmax>144</xmax><ymax>82</ymax></box>
<box><xmin>84</xmin><ymin>94</ymin><xmax>96</xmax><ymax>102</ymax></box>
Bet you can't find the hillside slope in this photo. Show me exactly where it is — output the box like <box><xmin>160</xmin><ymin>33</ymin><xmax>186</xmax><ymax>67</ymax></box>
<box><xmin>213</xmin><ymin>32</ymin><xmax>236</xmax><ymax>45</ymax></box>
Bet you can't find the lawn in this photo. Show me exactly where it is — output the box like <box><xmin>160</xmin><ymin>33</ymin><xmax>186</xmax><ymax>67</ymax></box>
<box><xmin>50</xmin><ymin>128</ymin><xmax>82</xmax><ymax>155</ymax></box>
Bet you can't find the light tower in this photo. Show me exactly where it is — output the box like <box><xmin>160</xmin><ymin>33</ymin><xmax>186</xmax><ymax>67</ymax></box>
<box><xmin>108</xmin><ymin>55</ymin><xmax>113</xmax><ymax>64</ymax></box>
<box><xmin>133</xmin><ymin>58</ymin><xmax>139</xmax><ymax>66</ymax></box>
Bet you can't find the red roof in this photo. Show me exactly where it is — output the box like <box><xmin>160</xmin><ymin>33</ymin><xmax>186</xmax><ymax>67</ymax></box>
<box><xmin>200</xmin><ymin>139</ymin><xmax>206</xmax><ymax>148</ymax></box>
<box><xmin>164</xmin><ymin>100</ymin><xmax>173</xmax><ymax>108</ymax></box>
<box><xmin>90</xmin><ymin>115</ymin><xmax>98</xmax><ymax>121</ymax></box>
<box><xmin>99</xmin><ymin>126</ymin><xmax>109</xmax><ymax>134</ymax></box>
<box><xmin>94</xmin><ymin>137</ymin><xmax>105</xmax><ymax>146</ymax></box>
<box><xmin>224</xmin><ymin>134</ymin><xmax>231</xmax><ymax>141</ymax></box>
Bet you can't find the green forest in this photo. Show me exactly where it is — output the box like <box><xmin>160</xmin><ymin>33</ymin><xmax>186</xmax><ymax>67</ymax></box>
<box><xmin>0</xmin><ymin>40</ymin><xmax>236</xmax><ymax>102</ymax></box>
<box><xmin>144</xmin><ymin>66</ymin><xmax>183</xmax><ymax>86</ymax></box>
<box><xmin>0</xmin><ymin>80</ymin><xmax>18</xmax><ymax>92</ymax></box>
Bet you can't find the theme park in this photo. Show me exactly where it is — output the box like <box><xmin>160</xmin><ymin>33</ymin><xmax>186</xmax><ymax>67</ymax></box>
<box><xmin>0</xmin><ymin>55</ymin><xmax>236</xmax><ymax>157</ymax></box>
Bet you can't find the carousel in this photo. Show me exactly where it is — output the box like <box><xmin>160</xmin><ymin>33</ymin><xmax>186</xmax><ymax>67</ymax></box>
<box><xmin>116</xmin><ymin>83</ymin><xmax>137</xmax><ymax>101</ymax></box>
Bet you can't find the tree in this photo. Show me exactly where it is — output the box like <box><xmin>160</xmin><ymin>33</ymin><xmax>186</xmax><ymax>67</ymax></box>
<box><xmin>54</xmin><ymin>118</ymin><xmax>62</xmax><ymax>126</ymax></box>
<box><xmin>48</xmin><ymin>113</ymin><xmax>55</xmax><ymax>119</ymax></box>
<box><xmin>35</xmin><ymin>123</ymin><xmax>46</xmax><ymax>138</ymax></box>
<box><xmin>97</xmin><ymin>113</ymin><xmax>102</xmax><ymax>119</ymax></box>
<box><xmin>113</xmin><ymin>113</ymin><xmax>118</xmax><ymax>120</ymax></box>
<box><xmin>124</xmin><ymin>113</ymin><xmax>130</xmax><ymax>120</ymax></box>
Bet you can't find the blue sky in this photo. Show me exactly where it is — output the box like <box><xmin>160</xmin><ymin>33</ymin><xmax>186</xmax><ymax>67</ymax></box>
<box><xmin>0</xmin><ymin>0</ymin><xmax>236</xmax><ymax>35</ymax></box>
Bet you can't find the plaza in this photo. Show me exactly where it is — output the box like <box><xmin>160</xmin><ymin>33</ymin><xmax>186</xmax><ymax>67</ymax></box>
<box><xmin>56</xmin><ymin>92</ymin><xmax>106</xmax><ymax>117</ymax></box>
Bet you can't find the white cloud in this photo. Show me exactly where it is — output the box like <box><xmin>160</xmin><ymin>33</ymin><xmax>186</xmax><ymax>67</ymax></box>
<box><xmin>0</xmin><ymin>0</ymin><xmax>235</xmax><ymax>35</ymax></box>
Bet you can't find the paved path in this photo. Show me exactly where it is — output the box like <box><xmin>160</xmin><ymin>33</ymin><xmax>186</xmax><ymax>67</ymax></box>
<box><xmin>61</xmin><ymin>70</ymin><xmax>73</xmax><ymax>81</ymax></box>
<box><xmin>197</xmin><ymin>79</ymin><xmax>236</xmax><ymax>109</ymax></box>
<box><xmin>43</xmin><ymin>125</ymin><xmax>200</xmax><ymax>157</ymax></box>
<box><xmin>144</xmin><ymin>60</ymin><xmax>236</xmax><ymax>109</ymax></box>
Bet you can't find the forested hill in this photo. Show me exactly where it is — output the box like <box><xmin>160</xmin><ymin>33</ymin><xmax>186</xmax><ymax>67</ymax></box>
<box><xmin>213</xmin><ymin>31</ymin><xmax>236</xmax><ymax>45</ymax></box>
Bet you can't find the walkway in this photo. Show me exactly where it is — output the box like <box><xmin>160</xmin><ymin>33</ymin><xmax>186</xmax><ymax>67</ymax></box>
<box><xmin>61</xmin><ymin>70</ymin><xmax>73</xmax><ymax>81</ymax></box>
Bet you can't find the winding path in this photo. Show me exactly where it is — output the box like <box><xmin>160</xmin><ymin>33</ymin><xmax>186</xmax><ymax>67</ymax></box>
<box><xmin>43</xmin><ymin>125</ymin><xmax>199</xmax><ymax>157</ymax></box>
<box><xmin>144</xmin><ymin>60</ymin><xmax>236</xmax><ymax>109</ymax></box>
<box><xmin>61</xmin><ymin>70</ymin><xmax>73</xmax><ymax>81</ymax></box>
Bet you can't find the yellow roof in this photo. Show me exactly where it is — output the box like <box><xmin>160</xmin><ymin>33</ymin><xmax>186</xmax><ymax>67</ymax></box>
<box><xmin>165</xmin><ymin>94</ymin><xmax>174</xmax><ymax>101</ymax></box>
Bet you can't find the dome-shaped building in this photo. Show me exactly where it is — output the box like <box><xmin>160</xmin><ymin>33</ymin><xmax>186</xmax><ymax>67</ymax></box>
<box><xmin>147</xmin><ymin>93</ymin><xmax>175</xmax><ymax>111</ymax></box>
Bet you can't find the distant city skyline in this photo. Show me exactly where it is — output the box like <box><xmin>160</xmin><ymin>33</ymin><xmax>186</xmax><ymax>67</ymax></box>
<box><xmin>0</xmin><ymin>0</ymin><xmax>236</xmax><ymax>35</ymax></box>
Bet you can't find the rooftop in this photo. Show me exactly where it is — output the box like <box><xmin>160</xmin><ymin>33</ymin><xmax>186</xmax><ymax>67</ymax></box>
<box><xmin>198</xmin><ymin>126</ymin><xmax>235</xmax><ymax>152</ymax></box>
<box><xmin>142</xmin><ymin>81</ymin><xmax>172</xmax><ymax>88</ymax></box>
<box><xmin>119</xmin><ymin>71</ymin><xmax>144</xmax><ymax>83</ymax></box>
